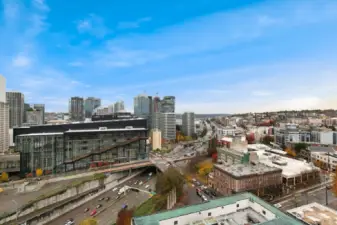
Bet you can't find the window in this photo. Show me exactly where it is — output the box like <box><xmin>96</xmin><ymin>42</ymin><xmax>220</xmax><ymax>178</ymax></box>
<box><xmin>208</xmin><ymin>212</ymin><xmax>211</xmax><ymax>216</ymax></box>
<box><xmin>174</xmin><ymin>221</ymin><xmax>178</xmax><ymax>225</ymax></box>
<box><xmin>262</xmin><ymin>210</ymin><xmax>266</xmax><ymax>215</ymax></box>
<box><xmin>236</xmin><ymin>204</ymin><xmax>239</xmax><ymax>207</ymax></box>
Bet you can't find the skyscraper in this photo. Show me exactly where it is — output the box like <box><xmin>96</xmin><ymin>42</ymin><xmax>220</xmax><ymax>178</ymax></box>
<box><xmin>33</xmin><ymin>104</ymin><xmax>45</xmax><ymax>124</ymax></box>
<box><xmin>182</xmin><ymin>112</ymin><xmax>195</xmax><ymax>137</ymax></box>
<box><xmin>114</xmin><ymin>100</ymin><xmax>125</xmax><ymax>113</ymax></box>
<box><xmin>6</xmin><ymin>91</ymin><xmax>24</xmax><ymax>128</ymax></box>
<box><xmin>84</xmin><ymin>97</ymin><xmax>101</xmax><ymax>118</ymax></box>
<box><xmin>134</xmin><ymin>94</ymin><xmax>151</xmax><ymax>129</ymax></box>
<box><xmin>160</xmin><ymin>96</ymin><xmax>175</xmax><ymax>113</ymax></box>
<box><xmin>160</xmin><ymin>113</ymin><xmax>176</xmax><ymax>141</ymax></box>
<box><xmin>69</xmin><ymin>97</ymin><xmax>84</xmax><ymax>121</ymax></box>
<box><xmin>151</xmin><ymin>96</ymin><xmax>161</xmax><ymax>129</ymax></box>
<box><xmin>0</xmin><ymin>75</ymin><xmax>9</xmax><ymax>154</ymax></box>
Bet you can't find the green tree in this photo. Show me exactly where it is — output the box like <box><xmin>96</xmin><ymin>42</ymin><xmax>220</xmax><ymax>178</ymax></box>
<box><xmin>294</xmin><ymin>143</ymin><xmax>308</xmax><ymax>154</ymax></box>
<box><xmin>261</xmin><ymin>135</ymin><xmax>274</xmax><ymax>145</ymax></box>
<box><xmin>156</xmin><ymin>167</ymin><xmax>184</xmax><ymax>198</ymax></box>
<box><xmin>79</xmin><ymin>218</ymin><xmax>97</xmax><ymax>225</ymax></box>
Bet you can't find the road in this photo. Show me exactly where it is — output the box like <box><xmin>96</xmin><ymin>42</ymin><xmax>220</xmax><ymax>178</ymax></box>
<box><xmin>49</xmin><ymin>171</ymin><xmax>156</xmax><ymax>225</ymax></box>
<box><xmin>278</xmin><ymin>187</ymin><xmax>337</xmax><ymax>211</ymax></box>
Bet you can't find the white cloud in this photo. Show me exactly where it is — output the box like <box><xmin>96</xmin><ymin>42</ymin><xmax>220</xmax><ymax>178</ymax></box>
<box><xmin>117</xmin><ymin>17</ymin><xmax>152</xmax><ymax>29</ymax></box>
<box><xmin>12</xmin><ymin>54</ymin><xmax>31</xmax><ymax>67</ymax></box>
<box><xmin>68</xmin><ymin>61</ymin><xmax>83</xmax><ymax>67</ymax></box>
<box><xmin>76</xmin><ymin>14</ymin><xmax>110</xmax><ymax>38</ymax></box>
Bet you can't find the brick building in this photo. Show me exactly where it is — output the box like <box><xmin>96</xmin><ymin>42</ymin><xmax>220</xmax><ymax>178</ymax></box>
<box><xmin>209</xmin><ymin>163</ymin><xmax>282</xmax><ymax>197</ymax></box>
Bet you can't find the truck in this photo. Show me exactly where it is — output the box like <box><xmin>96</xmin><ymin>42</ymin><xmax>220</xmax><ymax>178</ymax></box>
<box><xmin>118</xmin><ymin>186</ymin><xmax>130</xmax><ymax>195</ymax></box>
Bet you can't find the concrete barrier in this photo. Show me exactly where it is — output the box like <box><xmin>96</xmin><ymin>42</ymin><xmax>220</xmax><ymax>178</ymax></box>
<box><xmin>0</xmin><ymin>170</ymin><xmax>141</xmax><ymax>225</ymax></box>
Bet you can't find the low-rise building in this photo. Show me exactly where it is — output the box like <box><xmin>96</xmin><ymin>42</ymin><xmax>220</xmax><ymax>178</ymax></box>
<box><xmin>288</xmin><ymin>202</ymin><xmax>337</xmax><ymax>225</ymax></box>
<box><xmin>132</xmin><ymin>192</ymin><xmax>305</xmax><ymax>225</ymax></box>
<box><xmin>152</xmin><ymin>129</ymin><xmax>162</xmax><ymax>150</ymax></box>
<box><xmin>210</xmin><ymin>163</ymin><xmax>282</xmax><ymax>196</ymax></box>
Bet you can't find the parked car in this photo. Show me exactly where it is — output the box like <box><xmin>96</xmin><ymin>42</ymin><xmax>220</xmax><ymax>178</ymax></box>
<box><xmin>98</xmin><ymin>197</ymin><xmax>104</xmax><ymax>201</ymax></box>
<box><xmin>112</xmin><ymin>187</ymin><xmax>118</xmax><ymax>192</ymax></box>
<box><xmin>105</xmin><ymin>197</ymin><xmax>110</xmax><ymax>201</ymax></box>
<box><xmin>90</xmin><ymin>209</ymin><xmax>97</xmax><ymax>216</ymax></box>
<box><xmin>145</xmin><ymin>185</ymin><xmax>150</xmax><ymax>189</ymax></box>
<box><xmin>139</xmin><ymin>181</ymin><xmax>143</xmax><ymax>186</ymax></box>
<box><xmin>84</xmin><ymin>208</ymin><xmax>90</xmax><ymax>213</ymax></box>
<box><xmin>96</xmin><ymin>204</ymin><xmax>102</xmax><ymax>209</ymax></box>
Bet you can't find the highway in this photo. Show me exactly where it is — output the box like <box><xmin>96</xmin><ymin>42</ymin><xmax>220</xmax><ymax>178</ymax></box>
<box><xmin>49</xmin><ymin>170</ymin><xmax>156</xmax><ymax>225</ymax></box>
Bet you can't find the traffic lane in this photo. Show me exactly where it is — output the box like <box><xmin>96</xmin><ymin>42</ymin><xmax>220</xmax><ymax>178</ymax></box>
<box><xmin>96</xmin><ymin>177</ymin><xmax>157</xmax><ymax>225</ymax></box>
<box><xmin>49</xmin><ymin>174</ymin><xmax>154</xmax><ymax>225</ymax></box>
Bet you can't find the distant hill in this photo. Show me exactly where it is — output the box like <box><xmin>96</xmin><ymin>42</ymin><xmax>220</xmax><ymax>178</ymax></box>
<box><xmin>175</xmin><ymin>114</ymin><xmax>230</xmax><ymax>119</ymax></box>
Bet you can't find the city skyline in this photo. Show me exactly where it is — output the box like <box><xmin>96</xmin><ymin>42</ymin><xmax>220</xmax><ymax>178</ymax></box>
<box><xmin>1</xmin><ymin>0</ymin><xmax>337</xmax><ymax>113</ymax></box>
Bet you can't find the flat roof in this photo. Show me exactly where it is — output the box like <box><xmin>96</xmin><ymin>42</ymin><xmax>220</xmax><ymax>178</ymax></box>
<box><xmin>288</xmin><ymin>202</ymin><xmax>337</xmax><ymax>225</ymax></box>
<box><xmin>214</xmin><ymin>163</ymin><xmax>281</xmax><ymax>178</ymax></box>
<box><xmin>133</xmin><ymin>192</ymin><xmax>303</xmax><ymax>225</ymax></box>
<box><xmin>255</xmin><ymin>150</ymin><xmax>319</xmax><ymax>178</ymax></box>
<box><xmin>17</xmin><ymin>132</ymin><xmax>64</xmax><ymax>137</ymax></box>
<box><xmin>65</xmin><ymin>128</ymin><xmax>147</xmax><ymax>133</ymax></box>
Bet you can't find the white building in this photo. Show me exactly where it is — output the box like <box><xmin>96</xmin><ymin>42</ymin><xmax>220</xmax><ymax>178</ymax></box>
<box><xmin>182</xmin><ymin>112</ymin><xmax>195</xmax><ymax>137</ymax></box>
<box><xmin>0</xmin><ymin>75</ymin><xmax>9</xmax><ymax>154</ymax></box>
<box><xmin>216</xmin><ymin>126</ymin><xmax>236</xmax><ymax>140</ymax></box>
<box><xmin>160</xmin><ymin>113</ymin><xmax>176</xmax><ymax>141</ymax></box>
<box><xmin>132</xmin><ymin>192</ymin><xmax>303</xmax><ymax>225</ymax></box>
<box><xmin>114</xmin><ymin>100</ymin><xmax>125</xmax><ymax>113</ymax></box>
<box><xmin>152</xmin><ymin>129</ymin><xmax>162</xmax><ymax>150</ymax></box>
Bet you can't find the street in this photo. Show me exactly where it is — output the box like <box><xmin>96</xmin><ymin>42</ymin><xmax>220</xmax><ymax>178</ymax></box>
<box><xmin>49</xmin><ymin>171</ymin><xmax>156</xmax><ymax>225</ymax></box>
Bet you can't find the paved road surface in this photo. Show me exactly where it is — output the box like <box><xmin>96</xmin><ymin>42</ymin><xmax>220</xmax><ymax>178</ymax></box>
<box><xmin>49</xmin><ymin>173</ymin><xmax>156</xmax><ymax>225</ymax></box>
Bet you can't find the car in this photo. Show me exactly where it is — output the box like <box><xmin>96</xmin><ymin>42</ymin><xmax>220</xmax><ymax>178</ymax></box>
<box><xmin>274</xmin><ymin>203</ymin><xmax>282</xmax><ymax>208</ymax></box>
<box><xmin>112</xmin><ymin>187</ymin><xmax>118</xmax><ymax>192</ymax></box>
<box><xmin>204</xmin><ymin>189</ymin><xmax>212</xmax><ymax>196</ymax></box>
<box><xmin>96</xmin><ymin>204</ymin><xmax>102</xmax><ymax>209</ymax></box>
<box><xmin>201</xmin><ymin>195</ymin><xmax>208</xmax><ymax>201</ymax></box>
<box><xmin>84</xmin><ymin>208</ymin><xmax>90</xmax><ymax>213</ymax></box>
<box><xmin>105</xmin><ymin>197</ymin><xmax>110</xmax><ymax>201</ymax></box>
<box><xmin>134</xmin><ymin>181</ymin><xmax>138</xmax><ymax>185</ymax></box>
<box><xmin>139</xmin><ymin>181</ymin><xmax>143</xmax><ymax>186</ymax></box>
<box><xmin>98</xmin><ymin>197</ymin><xmax>104</xmax><ymax>201</ymax></box>
<box><xmin>90</xmin><ymin>209</ymin><xmax>97</xmax><ymax>216</ymax></box>
<box><xmin>145</xmin><ymin>185</ymin><xmax>150</xmax><ymax>189</ymax></box>
<box><xmin>65</xmin><ymin>219</ymin><xmax>74</xmax><ymax>225</ymax></box>
<box><xmin>116</xmin><ymin>195</ymin><xmax>121</xmax><ymax>200</ymax></box>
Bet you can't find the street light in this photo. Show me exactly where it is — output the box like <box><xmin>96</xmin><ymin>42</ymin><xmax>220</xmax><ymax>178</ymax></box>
<box><xmin>11</xmin><ymin>199</ymin><xmax>19</xmax><ymax>223</ymax></box>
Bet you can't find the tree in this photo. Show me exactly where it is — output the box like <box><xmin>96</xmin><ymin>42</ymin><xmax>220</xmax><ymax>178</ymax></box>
<box><xmin>116</xmin><ymin>209</ymin><xmax>133</xmax><ymax>225</ymax></box>
<box><xmin>1</xmin><ymin>172</ymin><xmax>9</xmax><ymax>182</ymax></box>
<box><xmin>285</xmin><ymin>147</ymin><xmax>296</xmax><ymax>157</ymax></box>
<box><xmin>156</xmin><ymin>167</ymin><xmax>184</xmax><ymax>198</ymax></box>
<box><xmin>261</xmin><ymin>135</ymin><xmax>274</xmax><ymax>145</ymax></box>
<box><xmin>36</xmin><ymin>168</ymin><xmax>43</xmax><ymax>177</ymax></box>
<box><xmin>79</xmin><ymin>218</ymin><xmax>97</xmax><ymax>225</ymax></box>
<box><xmin>294</xmin><ymin>143</ymin><xmax>308</xmax><ymax>154</ymax></box>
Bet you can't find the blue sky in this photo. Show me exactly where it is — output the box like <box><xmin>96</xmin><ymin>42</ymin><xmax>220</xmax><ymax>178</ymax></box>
<box><xmin>1</xmin><ymin>0</ymin><xmax>337</xmax><ymax>113</ymax></box>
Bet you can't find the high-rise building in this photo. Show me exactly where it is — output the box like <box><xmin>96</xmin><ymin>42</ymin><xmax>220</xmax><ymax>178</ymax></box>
<box><xmin>69</xmin><ymin>97</ymin><xmax>84</xmax><ymax>121</ymax></box>
<box><xmin>26</xmin><ymin>109</ymin><xmax>43</xmax><ymax>125</ymax></box>
<box><xmin>152</xmin><ymin>129</ymin><xmax>162</xmax><ymax>150</ymax></box>
<box><xmin>23</xmin><ymin>103</ymin><xmax>30</xmax><ymax>123</ymax></box>
<box><xmin>33</xmin><ymin>104</ymin><xmax>45</xmax><ymax>124</ymax></box>
<box><xmin>151</xmin><ymin>96</ymin><xmax>161</xmax><ymax>129</ymax></box>
<box><xmin>114</xmin><ymin>100</ymin><xmax>125</xmax><ymax>113</ymax></box>
<box><xmin>152</xmin><ymin>96</ymin><xmax>161</xmax><ymax>113</ymax></box>
<box><xmin>0</xmin><ymin>75</ymin><xmax>9</xmax><ymax>154</ymax></box>
<box><xmin>182</xmin><ymin>112</ymin><xmax>195</xmax><ymax>137</ymax></box>
<box><xmin>160</xmin><ymin>96</ymin><xmax>175</xmax><ymax>113</ymax></box>
<box><xmin>160</xmin><ymin>113</ymin><xmax>176</xmax><ymax>141</ymax></box>
<box><xmin>84</xmin><ymin>97</ymin><xmax>101</xmax><ymax>118</ymax></box>
<box><xmin>6</xmin><ymin>91</ymin><xmax>24</xmax><ymax>128</ymax></box>
<box><xmin>134</xmin><ymin>94</ymin><xmax>152</xmax><ymax>129</ymax></box>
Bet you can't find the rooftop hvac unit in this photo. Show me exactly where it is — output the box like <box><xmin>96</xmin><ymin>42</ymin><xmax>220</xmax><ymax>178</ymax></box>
<box><xmin>125</xmin><ymin>126</ymin><xmax>133</xmax><ymax>129</ymax></box>
<box><xmin>99</xmin><ymin>127</ymin><xmax>108</xmax><ymax>130</ymax></box>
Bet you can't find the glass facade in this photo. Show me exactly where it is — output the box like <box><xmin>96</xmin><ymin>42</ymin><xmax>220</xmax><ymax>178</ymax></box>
<box><xmin>16</xmin><ymin>129</ymin><xmax>148</xmax><ymax>175</ymax></box>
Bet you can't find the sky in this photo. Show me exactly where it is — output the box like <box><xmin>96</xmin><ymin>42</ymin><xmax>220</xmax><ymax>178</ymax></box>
<box><xmin>1</xmin><ymin>0</ymin><xmax>337</xmax><ymax>114</ymax></box>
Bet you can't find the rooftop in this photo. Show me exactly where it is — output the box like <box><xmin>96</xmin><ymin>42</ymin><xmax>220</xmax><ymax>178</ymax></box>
<box><xmin>255</xmin><ymin>150</ymin><xmax>319</xmax><ymax>178</ymax></box>
<box><xmin>133</xmin><ymin>192</ymin><xmax>304</xmax><ymax>225</ymax></box>
<box><xmin>214</xmin><ymin>163</ymin><xmax>281</xmax><ymax>178</ymax></box>
<box><xmin>17</xmin><ymin>132</ymin><xmax>64</xmax><ymax>137</ymax></box>
<box><xmin>307</xmin><ymin>146</ymin><xmax>336</xmax><ymax>153</ymax></box>
<box><xmin>288</xmin><ymin>202</ymin><xmax>337</xmax><ymax>225</ymax></box>
<box><xmin>65</xmin><ymin>127</ymin><xmax>147</xmax><ymax>133</ymax></box>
